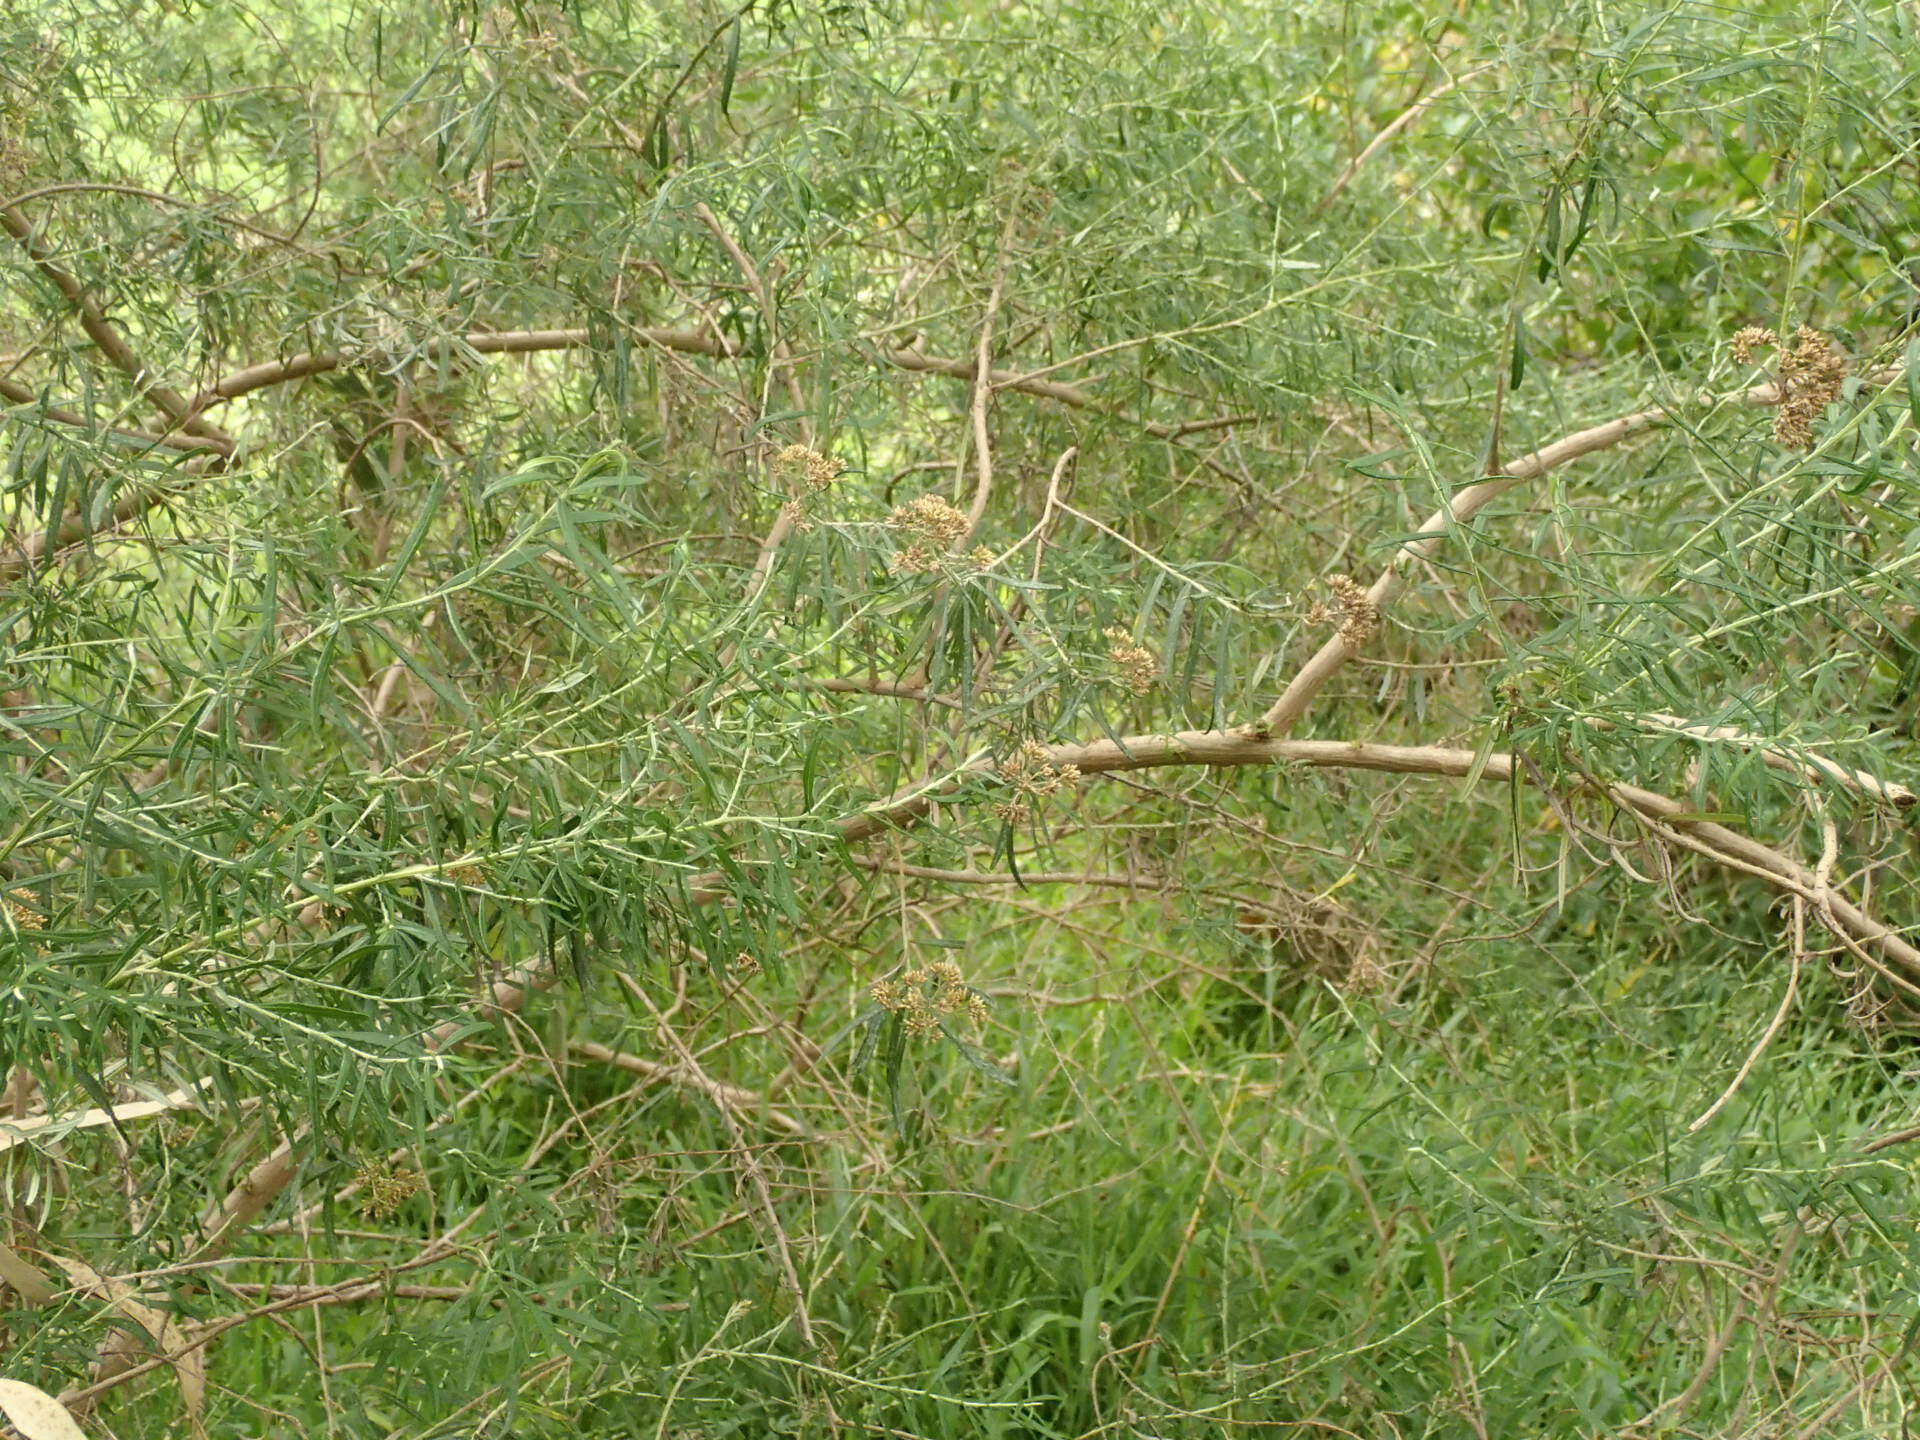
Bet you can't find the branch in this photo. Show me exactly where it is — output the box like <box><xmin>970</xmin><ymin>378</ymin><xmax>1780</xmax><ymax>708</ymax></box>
<box><xmin>788</xmin><ymin>677</ymin><xmax>964</xmax><ymax>708</ymax></box>
<box><xmin>188</xmin><ymin>953</ymin><xmax>560</xmax><ymax>1268</ymax></box>
<box><xmin>1319</xmin><ymin>64</ymin><xmax>1498</xmax><ymax>211</ymax></box>
<box><xmin>0</xmin><ymin>205</ymin><xmax>232</xmax><ymax>447</ymax></box>
<box><xmin>694</xmin><ymin>202</ymin><xmax>813</xmax><ymax>597</ymax></box>
<box><xmin>1</xmin><ymin>447</ymin><xmax>221</xmax><ymax>576</ymax></box>
<box><xmin>1625</xmin><ymin>712</ymin><xmax>1914</xmax><ymax>811</ymax></box>
<box><xmin>692</xmin><ymin>730</ymin><xmax>1918</xmax><ymax>981</ymax></box>
<box><xmin>186</xmin><ymin>327</ymin><xmax>1121</xmax><ymax>421</ymax></box>
<box><xmin>960</xmin><ymin>215</ymin><xmax>1018</xmax><ymax>547</ymax></box>
<box><xmin>3</xmin><ymin>320</ymin><xmax>1236</xmax><ymax>577</ymax></box>
<box><xmin>570</xmin><ymin>1039</ymin><xmax>813</xmax><ymax>1139</ymax></box>
<box><xmin>179</xmin><ymin>728</ymin><xmax>1917</xmax><ymax>1270</ymax></box>
<box><xmin>1252</xmin><ymin>372</ymin><xmax>1899</xmax><ymax>734</ymax></box>
<box><xmin>0</xmin><ymin>181</ymin><xmax>298</xmax><ymax>248</ymax></box>
<box><xmin>179</xmin><ymin>326</ymin><xmax>735</xmax><ymax>422</ymax></box>
<box><xmin>0</xmin><ymin>375</ymin><xmax>226</xmax><ymax>455</ymax></box>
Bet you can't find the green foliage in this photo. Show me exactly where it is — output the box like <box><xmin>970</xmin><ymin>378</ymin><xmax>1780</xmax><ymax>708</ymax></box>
<box><xmin>2</xmin><ymin>0</ymin><xmax>1918</xmax><ymax>1435</ymax></box>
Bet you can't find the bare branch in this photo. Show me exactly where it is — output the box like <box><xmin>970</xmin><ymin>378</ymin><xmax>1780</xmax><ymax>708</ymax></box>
<box><xmin>687</xmin><ymin>729</ymin><xmax>1918</xmax><ymax>982</ymax></box>
<box><xmin>0</xmin><ymin>374</ymin><xmax>226</xmax><ymax>455</ymax></box>
<box><xmin>570</xmin><ymin>1039</ymin><xmax>813</xmax><ymax>1138</ymax></box>
<box><xmin>0</xmin><ymin>205</ymin><xmax>232</xmax><ymax>446</ymax></box>
<box><xmin>1253</xmin><ymin>371</ymin><xmax>1898</xmax><ymax>734</ymax></box>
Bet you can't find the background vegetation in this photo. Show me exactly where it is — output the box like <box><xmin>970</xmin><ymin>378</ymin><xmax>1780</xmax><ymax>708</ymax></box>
<box><xmin>3</xmin><ymin>0</ymin><xmax>1920</xmax><ymax>1434</ymax></box>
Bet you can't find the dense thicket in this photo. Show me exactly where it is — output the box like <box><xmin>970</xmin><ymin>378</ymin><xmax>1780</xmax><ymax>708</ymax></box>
<box><xmin>3</xmin><ymin>2</ymin><xmax>1919</xmax><ymax>1435</ymax></box>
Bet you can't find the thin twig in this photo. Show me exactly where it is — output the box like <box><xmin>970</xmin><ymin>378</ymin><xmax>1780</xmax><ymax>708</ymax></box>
<box><xmin>959</xmin><ymin>215</ymin><xmax>1018</xmax><ymax>547</ymax></box>
<box><xmin>695</xmin><ymin>202</ymin><xmax>812</xmax><ymax>598</ymax></box>
<box><xmin>569</xmin><ymin>1039</ymin><xmax>814</xmax><ymax>1138</ymax></box>
<box><xmin>1319</xmin><ymin>65</ymin><xmax>1497</xmax><ymax>211</ymax></box>
<box><xmin>629</xmin><ymin>986</ymin><xmax>821</xmax><ymax>1353</ymax></box>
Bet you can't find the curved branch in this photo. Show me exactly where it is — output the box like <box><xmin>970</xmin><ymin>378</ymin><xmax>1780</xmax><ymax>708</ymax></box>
<box><xmin>1621</xmin><ymin>712</ymin><xmax>1914</xmax><ymax>811</ymax></box>
<box><xmin>1</xmin><ymin>447</ymin><xmax>220</xmax><ymax>576</ymax></box>
<box><xmin>0</xmin><ymin>182</ymin><xmax>298</xmax><ymax>248</ymax></box>
<box><xmin>180</xmin><ymin>326</ymin><xmax>735</xmax><ymax>421</ymax></box>
<box><xmin>183</xmin><ymin>326</ymin><xmax>1109</xmax><ymax>424</ymax></box>
<box><xmin>0</xmin><ymin>205</ymin><xmax>232</xmax><ymax>447</ymax></box>
<box><xmin>1252</xmin><ymin>371</ymin><xmax>1902</xmax><ymax>735</ymax></box>
<box><xmin>181</xmin><ymin>727</ymin><xmax>1918</xmax><ymax>1272</ymax></box>
<box><xmin>2</xmin><ymin>318</ymin><xmax>1237</xmax><ymax>577</ymax></box>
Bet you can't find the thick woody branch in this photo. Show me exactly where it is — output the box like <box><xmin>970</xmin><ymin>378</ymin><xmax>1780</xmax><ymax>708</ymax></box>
<box><xmin>0</xmin><ymin>375</ymin><xmax>226</xmax><ymax>455</ymax></box>
<box><xmin>1</xmin><ymin>205</ymin><xmax>232</xmax><ymax>447</ymax></box>
<box><xmin>693</xmin><ymin>730</ymin><xmax>1918</xmax><ymax>980</ymax></box>
<box><xmin>1252</xmin><ymin>372</ymin><xmax>1899</xmax><ymax>735</ymax></box>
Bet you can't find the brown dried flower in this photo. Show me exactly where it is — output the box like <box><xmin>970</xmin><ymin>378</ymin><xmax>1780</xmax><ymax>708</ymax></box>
<box><xmin>1103</xmin><ymin>627</ymin><xmax>1157</xmax><ymax>695</ymax></box>
<box><xmin>1730</xmin><ymin>324</ymin><xmax>1850</xmax><ymax>448</ymax></box>
<box><xmin>886</xmin><ymin>494</ymin><xmax>975</xmax><ymax>573</ymax></box>
<box><xmin>773</xmin><ymin>442</ymin><xmax>845</xmax><ymax>494</ymax></box>
<box><xmin>1316</xmin><ymin>573</ymin><xmax>1379</xmax><ymax>647</ymax></box>
<box><xmin>1342</xmin><ymin>951</ymin><xmax>1390</xmax><ymax>996</ymax></box>
<box><xmin>997</xmin><ymin>741</ymin><xmax>1080</xmax><ymax>794</ymax></box>
<box><xmin>869</xmin><ymin>962</ymin><xmax>988</xmax><ymax>1040</ymax></box>
<box><xmin>903</xmin><ymin>1005</ymin><xmax>943</xmax><ymax>1039</ymax></box>
<box><xmin>991</xmin><ymin>741</ymin><xmax>1078</xmax><ymax>820</ymax></box>
<box><xmin>355</xmin><ymin>1161</ymin><xmax>424</xmax><ymax>1220</ymax></box>
<box><xmin>890</xmin><ymin>494</ymin><xmax>971</xmax><ymax>545</ymax></box>
<box><xmin>889</xmin><ymin>541</ymin><xmax>940</xmax><ymax>575</ymax></box>
<box><xmin>1730</xmin><ymin>325</ymin><xmax>1776</xmax><ymax>364</ymax></box>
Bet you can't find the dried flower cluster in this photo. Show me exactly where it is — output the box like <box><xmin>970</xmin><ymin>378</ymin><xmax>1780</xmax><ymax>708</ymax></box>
<box><xmin>888</xmin><ymin>493</ymin><xmax>971</xmax><ymax>574</ymax></box>
<box><xmin>1105</xmin><ymin>629</ymin><xmax>1159</xmax><ymax>698</ymax></box>
<box><xmin>1343</xmin><ymin>951</ymin><xmax>1390</xmax><ymax>996</ymax></box>
<box><xmin>1103</xmin><ymin>627</ymin><xmax>1157</xmax><ymax>695</ymax></box>
<box><xmin>1234</xmin><ymin>891</ymin><xmax>1391</xmax><ymax>996</ymax></box>
<box><xmin>6</xmin><ymin>889</ymin><xmax>41</xmax><ymax>931</ymax></box>
<box><xmin>355</xmin><ymin>1161</ymin><xmax>424</xmax><ymax>1220</ymax></box>
<box><xmin>870</xmin><ymin>960</ymin><xmax>989</xmax><ymax>1039</ymax></box>
<box><xmin>1731</xmin><ymin>325</ymin><xmax>1849</xmax><ymax>448</ymax></box>
<box><xmin>772</xmin><ymin>443</ymin><xmax>845</xmax><ymax>534</ymax></box>
<box><xmin>1306</xmin><ymin>573</ymin><xmax>1380</xmax><ymax>647</ymax></box>
<box><xmin>773</xmin><ymin>442</ymin><xmax>845</xmax><ymax>494</ymax></box>
<box><xmin>992</xmin><ymin>739</ymin><xmax>1081</xmax><ymax>822</ymax></box>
